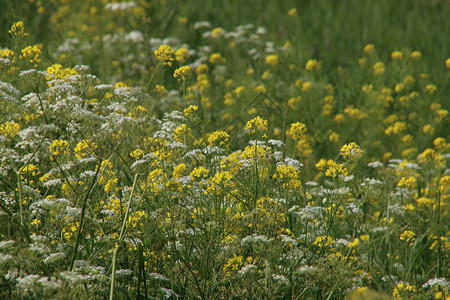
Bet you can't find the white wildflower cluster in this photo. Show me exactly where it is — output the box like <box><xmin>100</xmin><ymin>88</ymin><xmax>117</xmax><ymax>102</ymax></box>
<box><xmin>105</xmin><ymin>2</ymin><xmax>137</xmax><ymax>12</ymax></box>
<box><xmin>0</xmin><ymin>81</ymin><xmax>20</xmax><ymax>102</ymax></box>
<box><xmin>241</xmin><ymin>234</ymin><xmax>271</xmax><ymax>246</ymax></box>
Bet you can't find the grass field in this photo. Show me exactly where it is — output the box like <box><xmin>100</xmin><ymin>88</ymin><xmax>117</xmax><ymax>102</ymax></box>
<box><xmin>0</xmin><ymin>0</ymin><xmax>449</xmax><ymax>299</ymax></box>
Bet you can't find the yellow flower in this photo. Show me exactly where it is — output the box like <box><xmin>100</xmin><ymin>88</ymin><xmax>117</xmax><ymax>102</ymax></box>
<box><xmin>400</xmin><ymin>230</ymin><xmax>416</xmax><ymax>244</ymax></box>
<box><xmin>245</xmin><ymin>116</ymin><xmax>268</xmax><ymax>134</ymax></box>
<box><xmin>425</xmin><ymin>84</ymin><xmax>437</xmax><ymax>93</ymax></box>
<box><xmin>397</xmin><ymin>176</ymin><xmax>416</xmax><ymax>189</ymax></box>
<box><xmin>209</xmin><ymin>53</ymin><xmax>226</xmax><ymax>64</ymax></box>
<box><xmin>175</xmin><ymin>47</ymin><xmax>189</xmax><ymax>63</ymax></box>
<box><xmin>183</xmin><ymin>105</ymin><xmax>198</xmax><ymax>116</ymax></box>
<box><xmin>173</xmin><ymin>66</ymin><xmax>192</xmax><ymax>81</ymax></box>
<box><xmin>173</xmin><ymin>163</ymin><xmax>187</xmax><ymax>178</ymax></box>
<box><xmin>328</xmin><ymin>131</ymin><xmax>339</xmax><ymax>143</ymax></box>
<box><xmin>190</xmin><ymin>167</ymin><xmax>210</xmax><ymax>180</ymax></box>
<box><xmin>305</xmin><ymin>59</ymin><xmax>320</xmax><ymax>71</ymax></box>
<box><xmin>325</xmin><ymin>162</ymin><xmax>348</xmax><ymax>178</ymax></box>
<box><xmin>391</xmin><ymin>51</ymin><xmax>403</xmax><ymax>60</ymax></box>
<box><xmin>274</xmin><ymin>165</ymin><xmax>300</xmax><ymax>179</ymax></box>
<box><xmin>340</xmin><ymin>142</ymin><xmax>362</xmax><ymax>158</ymax></box>
<box><xmin>288</xmin><ymin>122</ymin><xmax>307</xmax><ymax>140</ymax></box>
<box><xmin>211</xmin><ymin>27</ymin><xmax>225</xmax><ymax>38</ymax></box>
<box><xmin>130</xmin><ymin>148</ymin><xmax>144</xmax><ymax>159</ymax></box>
<box><xmin>314</xmin><ymin>235</ymin><xmax>334</xmax><ymax>247</ymax></box>
<box><xmin>288</xmin><ymin>8</ymin><xmax>297</xmax><ymax>17</ymax></box>
<box><xmin>154</xmin><ymin>44</ymin><xmax>174</xmax><ymax>66</ymax></box>
<box><xmin>223</xmin><ymin>254</ymin><xmax>244</xmax><ymax>273</ymax></box>
<box><xmin>373</xmin><ymin>62</ymin><xmax>385</xmax><ymax>75</ymax></box>
<box><xmin>9</xmin><ymin>21</ymin><xmax>28</xmax><ymax>37</ymax></box>
<box><xmin>154</xmin><ymin>84</ymin><xmax>167</xmax><ymax>95</ymax></box>
<box><xmin>363</xmin><ymin>44</ymin><xmax>375</xmax><ymax>54</ymax></box>
<box><xmin>422</xmin><ymin>124</ymin><xmax>434</xmax><ymax>135</ymax></box>
<box><xmin>207</xmin><ymin>130</ymin><xmax>230</xmax><ymax>146</ymax></box>
<box><xmin>49</xmin><ymin>139</ymin><xmax>70</xmax><ymax>158</ymax></box>
<box><xmin>46</xmin><ymin>64</ymin><xmax>78</xmax><ymax>81</ymax></box>
<box><xmin>265</xmin><ymin>54</ymin><xmax>279</xmax><ymax>66</ymax></box>
<box><xmin>288</xmin><ymin>96</ymin><xmax>301</xmax><ymax>109</ymax></box>
<box><xmin>173</xmin><ymin>124</ymin><xmax>192</xmax><ymax>143</ymax></box>
<box><xmin>360</xmin><ymin>234</ymin><xmax>370</xmax><ymax>242</ymax></box>
<box><xmin>348</xmin><ymin>238</ymin><xmax>360</xmax><ymax>248</ymax></box>
<box><xmin>178</xmin><ymin>16</ymin><xmax>188</xmax><ymax>24</ymax></box>
<box><xmin>20</xmin><ymin>44</ymin><xmax>42</xmax><ymax>67</ymax></box>
<box><xmin>254</xmin><ymin>85</ymin><xmax>267</xmax><ymax>94</ymax></box>
<box><xmin>445</xmin><ymin>58</ymin><xmax>450</xmax><ymax>70</ymax></box>
<box><xmin>196</xmin><ymin>64</ymin><xmax>209</xmax><ymax>74</ymax></box>
<box><xmin>74</xmin><ymin>139</ymin><xmax>97</xmax><ymax>159</ymax></box>
<box><xmin>410</xmin><ymin>51</ymin><xmax>421</xmax><ymax>59</ymax></box>
<box><xmin>302</xmin><ymin>81</ymin><xmax>312</xmax><ymax>92</ymax></box>
<box><xmin>0</xmin><ymin>121</ymin><xmax>21</xmax><ymax>139</ymax></box>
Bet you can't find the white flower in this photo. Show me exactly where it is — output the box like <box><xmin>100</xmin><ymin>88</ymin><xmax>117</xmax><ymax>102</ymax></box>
<box><xmin>44</xmin><ymin>252</ymin><xmax>66</xmax><ymax>264</ymax></box>
<box><xmin>0</xmin><ymin>240</ymin><xmax>14</xmax><ymax>249</ymax></box>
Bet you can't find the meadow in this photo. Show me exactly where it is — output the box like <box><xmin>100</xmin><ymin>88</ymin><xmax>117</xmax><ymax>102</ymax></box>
<box><xmin>0</xmin><ymin>0</ymin><xmax>449</xmax><ymax>299</ymax></box>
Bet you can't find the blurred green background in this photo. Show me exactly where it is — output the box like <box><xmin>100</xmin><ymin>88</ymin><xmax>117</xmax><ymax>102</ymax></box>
<box><xmin>2</xmin><ymin>0</ymin><xmax>449</xmax><ymax>76</ymax></box>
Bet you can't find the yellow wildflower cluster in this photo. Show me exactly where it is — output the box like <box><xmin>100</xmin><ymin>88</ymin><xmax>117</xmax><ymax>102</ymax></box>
<box><xmin>0</xmin><ymin>121</ymin><xmax>21</xmax><ymax>139</ymax></box>
<box><xmin>173</xmin><ymin>65</ymin><xmax>192</xmax><ymax>81</ymax></box>
<box><xmin>325</xmin><ymin>161</ymin><xmax>348</xmax><ymax>179</ymax></box>
<box><xmin>175</xmin><ymin>47</ymin><xmax>189</xmax><ymax>63</ymax></box>
<box><xmin>397</xmin><ymin>176</ymin><xmax>417</xmax><ymax>189</ymax></box>
<box><xmin>209</xmin><ymin>52</ymin><xmax>226</xmax><ymax>64</ymax></box>
<box><xmin>265</xmin><ymin>54</ymin><xmax>279</xmax><ymax>66</ymax></box>
<box><xmin>154</xmin><ymin>44</ymin><xmax>175</xmax><ymax>66</ymax></box>
<box><xmin>49</xmin><ymin>139</ymin><xmax>70</xmax><ymax>159</ymax></box>
<box><xmin>207</xmin><ymin>130</ymin><xmax>230</xmax><ymax>146</ymax></box>
<box><xmin>20</xmin><ymin>44</ymin><xmax>42</xmax><ymax>67</ymax></box>
<box><xmin>245</xmin><ymin>116</ymin><xmax>268</xmax><ymax>135</ymax></box>
<box><xmin>305</xmin><ymin>59</ymin><xmax>320</xmax><ymax>71</ymax></box>
<box><xmin>273</xmin><ymin>165</ymin><xmax>302</xmax><ymax>189</ymax></box>
<box><xmin>74</xmin><ymin>139</ymin><xmax>97</xmax><ymax>159</ymax></box>
<box><xmin>46</xmin><ymin>64</ymin><xmax>78</xmax><ymax>81</ymax></box>
<box><xmin>340</xmin><ymin>142</ymin><xmax>362</xmax><ymax>158</ymax></box>
<box><xmin>288</xmin><ymin>122</ymin><xmax>307</xmax><ymax>140</ymax></box>
<box><xmin>9</xmin><ymin>21</ymin><xmax>29</xmax><ymax>37</ymax></box>
<box><xmin>314</xmin><ymin>235</ymin><xmax>334</xmax><ymax>247</ymax></box>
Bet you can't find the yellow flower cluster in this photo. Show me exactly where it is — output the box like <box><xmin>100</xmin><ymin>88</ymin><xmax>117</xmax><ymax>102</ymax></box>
<box><xmin>20</xmin><ymin>45</ymin><xmax>42</xmax><ymax>67</ymax></box>
<box><xmin>49</xmin><ymin>139</ymin><xmax>70</xmax><ymax>159</ymax></box>
<box><xmin>175</xmin><ymin>47</ymin><xmax>189</xmax><ymax>63</ymax></box>
<box><xmin>305</xmin><ymin>59</ymin><xmax>320</xmax><ymax>71</ymax></box>
<box><xmin>397</xmin><ymin>176</ymin><xmax>417</xmax><ymax>189</ymax></box>
<box><xmin>314</xmin><ymin>235</ymin><xmax>334</xmax><ymax>247</ymax></box>
<box><xmin>154</xmin><ymin>44</ymin><xmax>174</xmax><ymax>66</ymax></box>
<box><xmin>207</xmin><ymin>130</ymin><xmax>230</xmax><ymax>146</ymax></box>
<box><xmin>0</xmin><ymin>121</ymin><xmax>21</xmax><ymax>139</ymax></box>
<box><xmin>9</xmin><ymin>21</ymin><xmax>28</xmax><ymax>37</ymax></box>
<box><xmin>325</xmin><ymin>161</ymin><xmax>348</xmax><ymax>179</ymax></box>
<box><xmin>265</xmin><ymin>54</ymin><xmax>279</xmax><ymax>66</ymax></box>
<box><xmin>173</xmin><ymin>65</ymin><xmax>192</xmax><ymax>81</ymax></box>
<box><xmin>74</xmin><ymin>139</ymin><xmax>97</xmax><ymax>159</ymax></box>
<box><xmin>209</xmin><ymin>52</ymin><xmax>226</xmax><ymax>64</ymax></box>
<box><xmin>46</xmin><ymin>64</ymin><xmax>78</xmax><ymax>81</ymax></box>
<box><xmin>340</xmin><ymin>142</ymin><xmax>362</xmax><ymax>158</ymax></box>
<box><xmin>288</xmin><ymin>122</ymin><xmax>307</xmax><ymax>140</ymax></box>
<box><xmin>245</xmin><ymin>116</ymin><xmax>268</xmax><ymax>135</ymax></box>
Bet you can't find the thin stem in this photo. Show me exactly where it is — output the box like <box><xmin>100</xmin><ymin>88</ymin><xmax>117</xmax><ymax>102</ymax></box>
<box><xmin>145</xmin><ymin>61</ymin><xmax>161</xmax><ymax>92</ymax></box>
<box><xmin>109</xmin><ymin>173</ymin><xmax>139</xmax><ymax>300</ymax></box>
<box><xmin>69</xmin><ymin>159</ymin><xmax>102</xmax><ymax>271</ymax></box>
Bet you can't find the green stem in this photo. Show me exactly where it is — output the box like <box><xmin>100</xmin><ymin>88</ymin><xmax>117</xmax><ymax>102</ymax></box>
<box><xmin>69</xmin><ymin>159</ymin><xmax>102</xmax><ymax>271</ymax></box>
<box><xmin>109</xmin><ymin>173</ymin><xmax>139</xmax><ymax>300</ymax></box>
<box><xmin>145</xmin><ymin>61</ymin><xmax>161</xmax><ymax>92</ymax></box>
